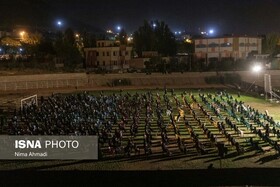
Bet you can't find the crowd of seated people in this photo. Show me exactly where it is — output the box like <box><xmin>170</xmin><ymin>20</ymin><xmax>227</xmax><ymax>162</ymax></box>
<box><xmin>5</xmin><ymin>89</ymin><xmax>280</xmax><ymax>158</ymax></box>
<box><xmin>202</xmin><ymin>91</ymin><xmax>280</xmax><ymax>154</ymax></box>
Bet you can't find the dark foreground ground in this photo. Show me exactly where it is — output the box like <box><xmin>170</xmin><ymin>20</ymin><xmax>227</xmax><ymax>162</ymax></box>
<box><xmin>0</xmin><ymin>168</ymin><xmax>280</xmax><ymax>187</ymax></box>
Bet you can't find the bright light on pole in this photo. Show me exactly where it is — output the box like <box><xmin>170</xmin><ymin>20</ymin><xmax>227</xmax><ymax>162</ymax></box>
<box><xmin>56</xmin><ymin>20</ymin><xmax>64</xmax><ymax>29</ymax></box>
<box><xmin>209</xmin><ymin>29</ymin><xmax>214</xmax><ymax>35</ymax></box>
<box><xmin>55</xmin><ymin>20</ymin><xmax>64</xmax><ymax>31</ymax></box>
<box><xmin>19</xmin><ymin>31</ymin><xmax>26</xmax><ymax>39</ymax></box>
<box><xmin>252</xmin><ymin>64</ymin><xmax>262</xmax><ymax>73</ymax></box>
<box><xmin>19</xmin><ymin>31</ymin><xmax>25</xmax><ymax>36</ymax></box>
<box><xmin>246</xmin><ymin>63</ymin><xmax>263</xmax><ymax>94</ymax></box>
<box><xmin>127</xmin><ymin>37</ymin><xmax>133</xmax><ymax>42</ymax></box>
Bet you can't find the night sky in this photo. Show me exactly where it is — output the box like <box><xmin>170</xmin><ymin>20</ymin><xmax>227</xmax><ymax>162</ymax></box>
<box><xmin>1</xmin><ymin>0</ymin><xmax>280</xmax><ymax>35</ymax></box>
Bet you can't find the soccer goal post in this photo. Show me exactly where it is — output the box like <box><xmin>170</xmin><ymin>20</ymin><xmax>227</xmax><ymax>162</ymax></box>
<box><xmin>264</xmin><ymin>74</ymin><xmax>272</xmax><ymax>101</ymax></box>
<box><xmin>20</xmin><ymin>95</ymin><xmax>38</xmax><ymax>111</ymax></box>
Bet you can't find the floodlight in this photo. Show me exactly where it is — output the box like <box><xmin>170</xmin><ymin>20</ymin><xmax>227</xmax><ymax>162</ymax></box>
<box><xmin>252</xmin><ymin>64</ymin><xmax>262</xmax><ymax>73</ymax></box>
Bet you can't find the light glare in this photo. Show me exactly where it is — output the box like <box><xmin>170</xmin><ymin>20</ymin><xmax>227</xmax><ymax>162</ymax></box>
<box><xmin>57</xmin><ymin>21</ymin><xmax>62</xmax><ymax>26</ymax></box>
<box><xmin>252</xmin><ymin>65</ymin><xmax>262</xmax><ymax>73</ymax></box>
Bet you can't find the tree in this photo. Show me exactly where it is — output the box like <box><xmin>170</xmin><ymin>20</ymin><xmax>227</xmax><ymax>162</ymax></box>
<box><xmin>154</xmin><ymin>21</ymin><xmax>177</xmax><ymax>56</ymax></box>
<box><xmin>82</xmin><ymin>31</ymin><xmax>96</xmax><ymax>48</ymax></box>
<box><xmin>118</xmin><ymin>29</ymin><xmax>128</xmax><ymax>45</ymax></box>
<box><xmin>133</xmin><ymin>20</ymin><xmax>177</xmax><ymax>57</ymax></box>
<box><xmin>20</xmin><ymin>32</ymin><xmax>44</xmax><ymax>59</ymax></box>
<box><xmin>64</xmin><ymin>28</ymin><xmax>75</xmax><ymax>46</ymax></box>
<box><xmin>54</xmin><ymin>29</ymin><xmax>82</xmax><ymax>70</ymax></box>
<box><xmin>36</xmin><ymin>39</ymin><xmax>55</xmax><ymax>56</ymax></box>
<box><xmin>263</xmin><ymin>32</ymin><xmax>280</xmax><ymax>55</ymax></box>
<box><xmin>133</xmin><ymin>20</ymin><xmax>155</xmax><ymax>57</ymax></box>
<box><xmin>177</xmin><ymin>40</ymin><xmax>194</xmax><ymax>54</ymax></box>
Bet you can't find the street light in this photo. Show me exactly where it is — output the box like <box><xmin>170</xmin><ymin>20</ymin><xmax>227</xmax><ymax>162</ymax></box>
<box><xmin>127</xmin><ymin>37</ymin><xmax>133</xmax><ymax>42</ymax></box>
<box><xmin>19</xmin><ymin>31</ymin><xmax>25</xmax><ymax>36</ymax></box>
<box><xmin>19</xmin><ymin>31</ymin><xmax>26</xmax><ymax>40</ymax></box>
<box><xmin>56</xmin><ymin>20</ymin><xmax>64</xmax><ymax>30</ymax></box>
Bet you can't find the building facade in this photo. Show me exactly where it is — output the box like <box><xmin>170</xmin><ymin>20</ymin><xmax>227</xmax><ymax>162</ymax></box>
<box><xmin>194</xmin><ymin>36</ymin><xmax>262</xmax><ymax>61</ymax></box>
<box><xmin>84</xmin><ymin>40</ymin><xmax>132</xmax><ymax>70</ymax></box>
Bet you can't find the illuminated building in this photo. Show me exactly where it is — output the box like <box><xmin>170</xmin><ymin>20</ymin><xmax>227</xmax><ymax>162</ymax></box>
<box><xmin>84</xmin><ymin>40</ymin><xmax>132</xmax><ymax>70</ymax></box>
<box><xmin>194</xmin><ymin>36</ymin><xmax>262</xmax><ymax>61</ymax></box>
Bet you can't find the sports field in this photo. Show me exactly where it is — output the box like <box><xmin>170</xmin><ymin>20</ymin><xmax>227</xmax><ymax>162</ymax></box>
<box><xmin>0</xmin><ymin>88</ymin><xmax>279</xmax><ymax>170</ymax></box>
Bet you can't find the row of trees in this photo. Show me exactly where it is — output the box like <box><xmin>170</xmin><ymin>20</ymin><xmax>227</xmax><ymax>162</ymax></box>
<box><xmin>143</xmin><ymin>56</ymin><xmax>251</xmax><ymax>73</ymax></box>
<box><xmin>1</xmin><ymin>27</ymin><xmax>102</xmax><ymax>71</ymax></box>
<box><xmin>0</xmin><ymin>28</ymin><xmax>85</xmax><ymax>71</ymax></box>
<box><xmin>29</xmin><ymin>28</ymin><xmax>83</xmax><ymax>70</ymax></box>
<box><xmin>1</xmin><ymin>20</ymin><xmax>179</xmax><ymax>71</ymax></box>
<box><xmin>262</xmin><ymin>32</ymin><xmax>280</xmax><ymax>56</ymax></box>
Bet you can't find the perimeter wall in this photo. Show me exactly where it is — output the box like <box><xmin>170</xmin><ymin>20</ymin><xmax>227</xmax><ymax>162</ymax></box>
<box><xmin>0</xmin><ymin>70</ymin><xmax>279</xmax><ymax>91</ymax></box>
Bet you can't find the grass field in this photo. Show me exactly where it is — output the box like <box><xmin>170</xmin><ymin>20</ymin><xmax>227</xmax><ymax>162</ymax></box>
<box><xmin>0</xmin><ymin>88</ymin><xmax>279</xmax><ymax>171</ymax></box>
